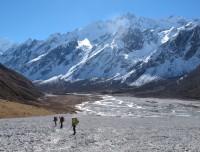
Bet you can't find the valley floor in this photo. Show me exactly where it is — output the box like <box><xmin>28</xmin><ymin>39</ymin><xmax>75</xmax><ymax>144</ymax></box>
<box><xmin>1</xmin><ymin>95</ymin><xmax>200</xmax><ymax>151</ymax></box>
<box><xmin>0</xmin><ymin>114</ymin><xmax>200</xmax><ymax>152</ymax></box>
<box><xmin>37</xmin><ymin>93</ymin><xmax>101</xmax><ymax>114</ymax></box>
<box><xmin>0</xmin><ymin>93</ymin><xmax>101</xmax><ymax>119</ymax></box>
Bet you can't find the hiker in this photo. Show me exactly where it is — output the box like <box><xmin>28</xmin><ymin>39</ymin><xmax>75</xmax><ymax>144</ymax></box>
<box><xmin>53</xmin><ymin>116</ymin><xmax>58</xmax><ymax>127</ymax></box>
<box><xmin>72</xmin><ymin>116</ymin><xmax>79</xmax><ymax>135</ymax></box>
<box><xmin>59</xmin><ymin>116</ymin><xmax>64</xmax><ymax>128</ymax></box>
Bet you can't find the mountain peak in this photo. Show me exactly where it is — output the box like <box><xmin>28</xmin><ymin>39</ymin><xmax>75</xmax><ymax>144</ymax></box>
<box><xmin>120</xmin><ymin>13</ymin><xmax>136</xmax><ymax>19</ymax></box>
<box><xmin>0</xmin><ymin>38</ymin><xmax>17</xmax><ymax>52</ymax></box>
<box><xmin>48</xmin><ymin>32</ymin><xmax>62</xmax><ymax>39</ymax></box>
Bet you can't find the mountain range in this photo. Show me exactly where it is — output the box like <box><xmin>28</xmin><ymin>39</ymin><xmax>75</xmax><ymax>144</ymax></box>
<box><xmin>0</xmin><ymin>13</ymin><xmax>200</xmax><ymax>96</ymax></box>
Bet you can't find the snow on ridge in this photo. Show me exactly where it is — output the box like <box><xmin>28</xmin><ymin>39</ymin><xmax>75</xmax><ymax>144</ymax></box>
<box><xmin>120</xmin><ymin>70</ymin><xmax>136</xmax><ymax>83</ymax></box>
<box><xmin>28</xmin><ymin>53</ymin><xmax>47</xmax><ymax>63</ymax></box>
<box><xmin>129</xmin><ymin>74</ymin><xmax>160</xmax><ymax>87</ymax></box>
<box><xmin>40</xmin><ymin>75</ymin><xmax>62</xmax><ymax>84</ymax></box>
<box><xmin>159</xmin><ymin>27</ymin><xmax>178</xmax><ymax>44</ymax></box>
<box><xmin>61</xmin><ymin>44</ymin><xmax>110</xmax><ymax>81</ymax></box>
<box><xmin>77</xmin><ymin>38</ymin><xmax>93</xmax><ymax>50</ymax></box>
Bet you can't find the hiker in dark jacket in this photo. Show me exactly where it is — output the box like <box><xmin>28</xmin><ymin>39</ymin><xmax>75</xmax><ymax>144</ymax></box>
<box><xmin>59</xmin><ymin>116</ymin><xmax>64</xmax><ymax>128</ymax></box>
<box><xmin>53</xmin><ymin>116</ymin><xmax>58</xmax><ymax>127</ymax></box>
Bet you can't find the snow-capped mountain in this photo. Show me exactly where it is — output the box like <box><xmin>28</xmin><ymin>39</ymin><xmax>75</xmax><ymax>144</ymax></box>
<box><xmin>0</xmin><ymin>13</ymin><xmax>200</xmax><ymax>91</ymax></box>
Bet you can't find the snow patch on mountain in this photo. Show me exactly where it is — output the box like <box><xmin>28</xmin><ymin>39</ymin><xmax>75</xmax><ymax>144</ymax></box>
<box><xmin>130</xmin><ymin>73</ymin><xmax>160</xmax><ymax>87</ymax></box>
<box><xmin>28</xmin><ymin>53</ymin><xmax>47</xmax><ymax>63</ymax></box>
<box><xmin>159</xmin><ymin>27</ymin><xmax>177</xmax><ymax>43</ymax></box>
<box><xmin>77</xmin><ymin>38</ymin><xmax>93</xmax><ymax>50</ymax></box>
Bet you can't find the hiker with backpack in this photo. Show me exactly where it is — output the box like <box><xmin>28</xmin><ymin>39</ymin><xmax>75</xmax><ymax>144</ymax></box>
<box><xmin>53</xmin><ymin>116</ymin><xmax>58</xmax><ymax>127</ymax></box>
<box><xmin>59</xmin><ymin>116</ymin><xmax>65</xmax><ymax>128</ymax></box>
<box><xmin>72</xmin><ymin>116</ymin><xmax>79</xmax><ymax>135</ymax></box>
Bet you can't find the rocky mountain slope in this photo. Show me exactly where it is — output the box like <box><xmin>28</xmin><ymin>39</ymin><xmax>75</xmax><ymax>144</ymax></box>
<box><xmin>131</xmin><ymin>65</ymin><xmax>200</xmax><ymax>100</ymax></box>
<box><xmin>0</xmin><ymin>64</ymin><xmax>41</xmax><ymax>103</ymax></box>
<box><xmin>165</xmin><ymin>65</ymin><xmax>200</xmax><ymax>99</ymax></box>
<box><xmin>0</xmin><ymin>14</ymin><xmax>200</xmax><ymax>92</ymax></box>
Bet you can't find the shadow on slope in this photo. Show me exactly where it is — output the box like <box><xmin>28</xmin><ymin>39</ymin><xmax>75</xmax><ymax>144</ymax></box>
<box><xmin>0</xmin><ymin>64</ymin><xmax>42</xmax><ymax>104</ymax></box>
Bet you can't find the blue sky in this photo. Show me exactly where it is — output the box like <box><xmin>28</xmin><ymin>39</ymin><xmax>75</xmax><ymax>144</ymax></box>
<box><xmin>0</xmin><ymin>0</ymin><xmax>200</xmax><ymax>43</ymax></box>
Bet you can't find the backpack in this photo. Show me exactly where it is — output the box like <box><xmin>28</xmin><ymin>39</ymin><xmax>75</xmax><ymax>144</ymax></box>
<box><xmin>61</xmin><ymin>116</ymin><xmax>64</xmax><ymax>122</ymax></box>
<box><xmin>72</xmin><ymin>117</ymin><xmax>79</xmax><ymax>125</ymax></box>
<box><xmin>54</xmin><ymin>117</ymin><xmax>57</xmax><ymax>121</ymax></box>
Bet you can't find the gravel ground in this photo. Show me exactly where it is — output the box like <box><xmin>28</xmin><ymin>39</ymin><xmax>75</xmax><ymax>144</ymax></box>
<box><xmin>0</xmin><ymin>114</ymin><xmax>200</xmax><ymax>152</ymax></box>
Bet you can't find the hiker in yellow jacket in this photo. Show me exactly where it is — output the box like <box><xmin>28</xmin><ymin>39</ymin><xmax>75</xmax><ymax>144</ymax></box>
<box><xmin>72</xmin><ymin>116</ymin><xmax>79</xmax><ymax>135</ymax></box>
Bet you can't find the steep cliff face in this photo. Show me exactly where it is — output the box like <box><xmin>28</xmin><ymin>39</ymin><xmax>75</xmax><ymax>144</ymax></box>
<box><xmin>0</xmin><ymin>14</ymin><xmax>200</xmax><ymax>92</ymax></box>
<box><xmin>0</xmin><ymin>64</ymin><xmax>41</xmax><ymax>103</ymax></box>
<box><xmin>126</xmin><ymin>26</ymin><xmax>200</xmax><ymax>86</ymax></box>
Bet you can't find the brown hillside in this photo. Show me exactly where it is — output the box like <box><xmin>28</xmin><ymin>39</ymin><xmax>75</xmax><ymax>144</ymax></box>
<box><xmin>0</xmin><ymin>64</ymin><xmax>41</xmax><ymax>104</ymax></box>
<box><xmin>165</xmin><ymin>65</ymin><xmax>200</xmax><ymax>99</ymax></box>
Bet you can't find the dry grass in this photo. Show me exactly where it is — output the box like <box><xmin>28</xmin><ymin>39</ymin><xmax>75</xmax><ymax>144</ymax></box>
<box><xmin>0</xmin><ymin>99</ymin><xmax>54</xmax><ymax>119</ymax></box>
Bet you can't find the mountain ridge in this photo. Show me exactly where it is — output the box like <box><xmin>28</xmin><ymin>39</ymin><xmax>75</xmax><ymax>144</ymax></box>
<box><xmin>0</xmin><ymin>13</ymin><xmax>200</xmax><ymax>94</ymax></box>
